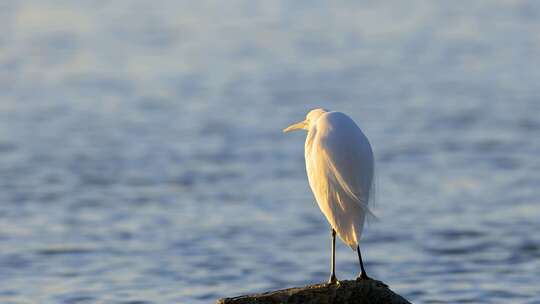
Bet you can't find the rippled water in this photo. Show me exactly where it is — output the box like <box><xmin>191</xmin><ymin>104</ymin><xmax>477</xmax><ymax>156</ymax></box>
<box><xmin>1</xmin><ymin>1</ymin><xmax>540</xmax><ymax>303</ymax></box>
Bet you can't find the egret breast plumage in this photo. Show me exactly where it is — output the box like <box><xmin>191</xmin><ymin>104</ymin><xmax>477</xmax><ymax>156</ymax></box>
<box><xmin>284</xmin><ymin>108</ymin><xmax>375</xmax><ymax>284</ymax></box>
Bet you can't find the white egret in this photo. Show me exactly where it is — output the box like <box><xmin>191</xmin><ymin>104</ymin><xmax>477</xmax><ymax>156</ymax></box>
<box><xmin>284</xmin><ymin>108</ymin><xmax>375</xmax><ymax>284</ymax></box>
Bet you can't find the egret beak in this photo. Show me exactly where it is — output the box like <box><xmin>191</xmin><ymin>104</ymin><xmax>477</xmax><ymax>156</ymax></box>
<box><xmin>283</xmin><ymin>120</ymin><xmax>307</xmax><ymax>133</ymax></box>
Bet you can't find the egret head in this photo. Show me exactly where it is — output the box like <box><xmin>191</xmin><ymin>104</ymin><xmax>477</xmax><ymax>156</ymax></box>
<box><xmin>283</xmin><ymin>108</ymin><xmax>329</xmax><ymax>133</ymax></box>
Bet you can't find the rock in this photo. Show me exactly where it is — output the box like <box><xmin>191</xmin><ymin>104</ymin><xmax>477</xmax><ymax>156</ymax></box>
<box><xmin>217</xmin><ymin>279</ymin><xmax>412</xmax><ymax>304</ymax></box>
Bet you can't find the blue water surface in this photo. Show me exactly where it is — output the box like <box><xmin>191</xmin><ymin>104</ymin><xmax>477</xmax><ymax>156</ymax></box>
<box><xmin>1</xmin><ymin>1</ymin><xmax>539</xmax><ymax>303</ymax></box>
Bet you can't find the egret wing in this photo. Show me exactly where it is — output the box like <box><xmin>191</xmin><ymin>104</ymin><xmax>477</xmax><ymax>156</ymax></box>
<box><xmin>322</xmin><ymin>146</ymin><xmax>374</xmax><ymax>215</ymax></box>
<box><xmin>315</xmin><ymin>119</ymin><xmax>374</xmax><ymax>216</ymax></box>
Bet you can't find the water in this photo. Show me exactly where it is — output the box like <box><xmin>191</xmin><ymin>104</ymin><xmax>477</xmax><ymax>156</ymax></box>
<box><xmin>1</xmin><ymin>1</ymin><xmax>540</xmax><ymax>303</ymax></box>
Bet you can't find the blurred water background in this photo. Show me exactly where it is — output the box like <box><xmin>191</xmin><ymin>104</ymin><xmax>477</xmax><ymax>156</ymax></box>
<box><xmin>1</xmin><ymin>1</ymin><xmax>540</xmax><ymax>303</ymax></box>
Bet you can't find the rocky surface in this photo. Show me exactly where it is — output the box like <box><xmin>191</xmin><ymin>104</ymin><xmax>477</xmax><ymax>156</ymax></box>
<box><xmin>217</xmin><ymin>279</ymin><xmax>412</xmax><ymax>304</ymax></box>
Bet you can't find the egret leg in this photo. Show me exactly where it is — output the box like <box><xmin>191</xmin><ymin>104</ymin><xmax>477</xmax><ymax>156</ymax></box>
<box><xmin>356</xmin><ymin>245</ymin><xmax>371</xmax><ymax>280</ymax></box>
<box><xmin>328</xmin><ymin>229</ymin><xmax>338</xmax><ymax>284</ymax></box>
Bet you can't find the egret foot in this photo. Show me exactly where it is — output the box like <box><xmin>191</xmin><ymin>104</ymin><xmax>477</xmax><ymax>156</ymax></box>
<box><xmin>356</xmin><ymin>273</ymin><xmax>371</xmax><ymax>281</ymax></box>
<box><xmin>328</xmin><ymin>274</ymin><xmax>339</xmax><ymax>285</ymax></box>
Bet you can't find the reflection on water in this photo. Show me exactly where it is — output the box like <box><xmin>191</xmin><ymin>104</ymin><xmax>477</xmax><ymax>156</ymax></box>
<box><xmin>1</xmin><ymin>1</ymin><xmax>540</xmax><ymax>303</ymax></box>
